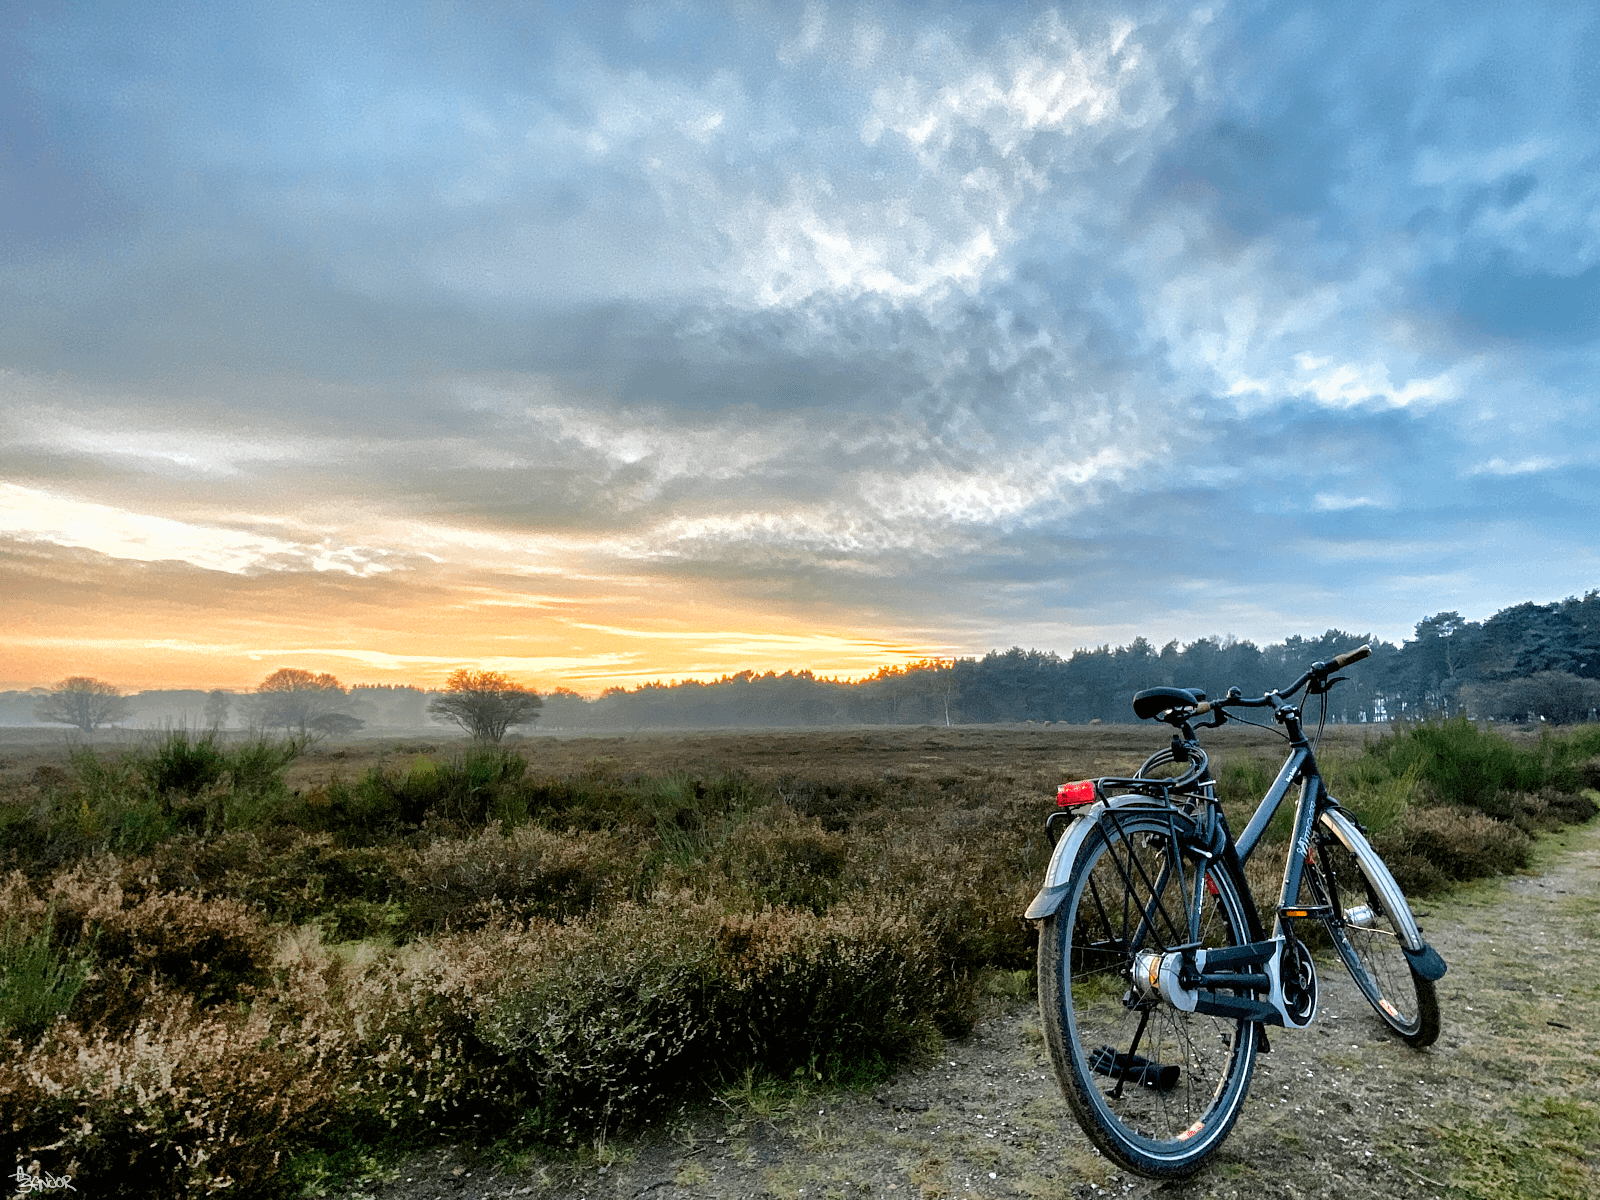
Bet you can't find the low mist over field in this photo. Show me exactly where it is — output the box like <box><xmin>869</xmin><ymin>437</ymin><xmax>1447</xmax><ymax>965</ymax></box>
<box><xmin>8</xmin><ymin>590</ymin><xmax>1598</xmax><ymax>734</ymax></box>
<box><xmin>5</xmin><ymin>1</ymin><xmax>1600</xmax><ymax>695</ymax></box>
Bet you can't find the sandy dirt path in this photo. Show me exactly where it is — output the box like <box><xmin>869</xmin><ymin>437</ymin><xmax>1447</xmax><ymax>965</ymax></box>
<box><xmin>335</xmin><ymin>817</ymin><xmax>1600</xmax><ymax>1200</ymax></box>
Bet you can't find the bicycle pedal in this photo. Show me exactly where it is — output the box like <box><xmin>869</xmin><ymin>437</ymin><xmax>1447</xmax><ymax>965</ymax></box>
<box><xmin>1088</xmin><ymin>1045</ymin><xmax>1180</xmax><ymax>1092</ymax></box>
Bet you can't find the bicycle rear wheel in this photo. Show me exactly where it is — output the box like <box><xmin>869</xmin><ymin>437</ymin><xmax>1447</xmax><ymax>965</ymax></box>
<box><xmin>1037</xmin><ymin>811</ymin><xmax>1258</xmax><ymax>1178</ymax></box>
<box><xmin>1310</xmin><ymin>815</ymin><xmax>1439</xmax><ymax>1047</ymax></box>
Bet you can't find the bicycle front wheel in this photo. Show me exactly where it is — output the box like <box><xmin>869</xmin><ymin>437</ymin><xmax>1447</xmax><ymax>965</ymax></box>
<box><xmin>1311</xmin><ymin>814</ymin><xmax>1440</xmax><ymax>1047</ymax></box>
<box><xmin>1038</xmin><ymin>811</ymin><xmax>1259</xmax><ymax>1178</ymax></box>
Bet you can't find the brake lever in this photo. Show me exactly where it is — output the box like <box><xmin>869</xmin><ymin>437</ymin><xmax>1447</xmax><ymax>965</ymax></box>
<box><xmin>1306</xmin><ymin>674</ymin><xmax>1347</xmax><ymax>696</ymax></box>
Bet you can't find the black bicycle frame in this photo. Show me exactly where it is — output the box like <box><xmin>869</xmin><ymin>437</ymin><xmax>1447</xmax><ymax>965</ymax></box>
<box><xmin>1224</xmin><ymin>705</ymin><xmax>1332</xmax><ymax>937</ymax></box>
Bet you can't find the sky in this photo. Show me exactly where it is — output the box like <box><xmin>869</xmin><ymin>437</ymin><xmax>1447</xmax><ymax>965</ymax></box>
<box><xmin>3</xmin><ymin>0</ymin><xmax>1599</xmax><ymax>694</ymax></box>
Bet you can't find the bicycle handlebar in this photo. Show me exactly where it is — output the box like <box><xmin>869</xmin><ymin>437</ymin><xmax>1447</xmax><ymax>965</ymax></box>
<box><xmin>1320</xmin><ymin>643</ymin><xmax>1372</xmax><ymax>672</ymax></box>
<box><xmin>1223</xmin><ymin>643</ymin><xmax>1372</xmax><ymax>710</ymax></box>
<box><xmin>1135</xmin><ymin>644</ymin><xmax>1372</xmax><ymax>725</ymax></box>
<box><xmin>1203</xmin><ymin>643</ymin><xmax>1376</xmax><ymax>720</ymax></box>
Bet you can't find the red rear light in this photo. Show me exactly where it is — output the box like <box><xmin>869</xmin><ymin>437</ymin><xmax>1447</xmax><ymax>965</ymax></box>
<box><xmin>1056</xmin><ymin>779</ymin><xmax>1097</xmax><ymax>807</ymax></box>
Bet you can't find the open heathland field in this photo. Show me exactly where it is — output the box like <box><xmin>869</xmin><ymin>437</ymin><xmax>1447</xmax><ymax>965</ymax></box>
<box><xmin>2</xmin><ymin>720</ymin><xmax>1598</xmax><ymax>1198</ymax></box>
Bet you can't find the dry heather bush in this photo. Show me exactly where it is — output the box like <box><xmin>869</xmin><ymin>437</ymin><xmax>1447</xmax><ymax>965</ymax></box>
<box><xmin>223</xmin><ymin>834</ymin><xmax>406</xmax><ymax>940</ymax></box>
<box><xmin>14</xmin><ymin>723</ymin><xmax>1586</xmax><ymax>1192</ymax></box>
<box><xmin>479</xmin><ymin>904</ymin><xmax>721</xmax><ymax>1142</ymax></box>
<box><xmin>845</xmin><ymin>809</ymin><xmax>1039</xmax><ymax>988</ymax></box>
<box><xmin>53</xmin><ymin>881</ymin><xmax>273</xmax><ymax>1009</ymax></box>
<box><xmin>1376</xmin><ymin>805</ymin><xmax>1532</xmax><ymax>895</ymax></box>
<box><xmin>1</xmin><ymin>859</ymin><xmax>276</xmax><ymax>1034</ymax></box>
<box><xmin>708</xmin><ymin>806</ymin><xmax>847</xmax><ymax>912</ymax></box>
<box><xmin>708</xmin><ymin>899</ymin><xmax>950</xmax><ymax>1070</ymax></box>
<box><xmin>481</xmin><ymin>894</ymin><xmax>961</xmax><ymax>1142</ymax></box>
<box><xmin>402</xmin><ymin>823</ymin><xmax>631</xmax><ymax>932</ymax></box>
<box><xmin>131</xmin><ymin>831</ymin><xmax>410</xmax><ymax>942</ymax></box>
<box><xmin>0</xmin><ymin>869</ymin><xmax>50</xmax><ymax>926</ymax></box>
<box><xmin>2</xmin><ymin>991</ymin><xmax>345</xmax><ymax>1199</ymax></box>
<box><xmin>775</xmin><ymin>774</ymin><xmax>893</xmax><ymax>832</ymax></box>
<box><xmin>142</xmin><ymin>829</ymin><xmax>265</xmax><ymax>893</ymax></box>
<box><xmin>266</xmin><ymin>923</ymin><xmax>513</xmax><ymax>1138</ymax></box>
<box><xmin>1505</xmin><ymin>786</ymin><xmax>1599</xmax><ymax>834</ymax></box>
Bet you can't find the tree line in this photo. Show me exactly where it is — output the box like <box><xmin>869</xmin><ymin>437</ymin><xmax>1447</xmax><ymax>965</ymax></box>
<box><xmin>14</xmin><ymin>591</ymin><xmax>1600</xmax><ymax>735</ymax></box>
<box><xmin>551</xmin><ymin>591</ymin><xmax>1600</xmax><ymax>728</ymax></box>
<box><xmin>22</xmin><ymin>669</ymin><xmax>541</xmax><ymax>743</ymax></box>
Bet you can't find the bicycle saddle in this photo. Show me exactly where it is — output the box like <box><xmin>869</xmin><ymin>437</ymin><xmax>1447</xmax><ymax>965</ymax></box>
<box><xmin>1131</xmin><ymin>687</ymin><xmax>1206</xmax><ymax>721</ymax></box>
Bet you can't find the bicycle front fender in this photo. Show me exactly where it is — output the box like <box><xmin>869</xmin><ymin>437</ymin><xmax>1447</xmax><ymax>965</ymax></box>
<box><xmin>1319</xmin><ymin>808</ymin><xmax>1447</xmax><ymax>979</ymax></box>
<box><xmin>1024</xmin><ymin>796</ymin><xmax>1192</xmax><ymax>920</ymax></box>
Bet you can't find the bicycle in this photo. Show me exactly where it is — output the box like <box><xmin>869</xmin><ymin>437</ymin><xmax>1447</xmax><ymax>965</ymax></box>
<box><xmin>1025</xmin><ymin>644</ymin><xmax>1447</xmax><ymax>1177</ymax></box>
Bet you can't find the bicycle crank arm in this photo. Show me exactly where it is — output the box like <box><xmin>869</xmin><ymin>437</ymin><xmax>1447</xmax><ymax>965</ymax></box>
<box><xmin>1088</xmin><ymin>1045</ymin><xmax>1181</xmax><ymax>1092</ymax></box>
<box><xmin>1192</xmin><ymin>993</ymin><xmax>1281</xmax><ymax>1024</ymax></box>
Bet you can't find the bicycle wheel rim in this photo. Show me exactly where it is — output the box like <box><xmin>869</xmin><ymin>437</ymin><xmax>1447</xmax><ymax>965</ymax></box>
<box><xmin>1048</xmin><ymin>815</ymin><xmax>1257</xmax><ymax>1172</ymax></box>
<box><xmin>1313</xmin><ymin>830</ymin><xmax>1426</xmax><ymax>1037</ymax></box>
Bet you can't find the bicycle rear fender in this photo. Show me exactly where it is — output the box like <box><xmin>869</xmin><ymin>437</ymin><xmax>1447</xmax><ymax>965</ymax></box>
<box><xmin>1318</xmin><ymin>808</ymin><xmax>1448</xmax><ymax>980</ymax></box>
<box><xmin>1024</xmin><ymin>797</ymin><xmax>1188</xmax><ymax>920</ymax></box>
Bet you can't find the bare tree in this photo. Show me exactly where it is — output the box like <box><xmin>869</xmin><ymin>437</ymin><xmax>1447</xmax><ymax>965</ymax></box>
<box><xmin>34</xmin><ymin>677</ymin><xmax>133</xmax><ymax>735</ymax></box>
<box><xmin>252</xmin><ymin>668</ymin><xmax>349</xmax><ymax>739</ymax></box>
<box><xmin>203</xmin><ymin>689</ymin><xmax>233</xmax><ymax>729</ymax></box>
<box><xmin>427</xmin><ymin>669</ymin><xmax>542</xmax><ymax>742</ymax></box>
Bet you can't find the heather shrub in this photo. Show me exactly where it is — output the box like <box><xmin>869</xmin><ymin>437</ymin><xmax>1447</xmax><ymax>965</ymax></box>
<box><xmin>143</xmin><ymin>828</ymin><xmax>272</xmax><ymax>894</ymax></box>
<box><xmin>482</xmin><ymin>907</ymin><xmax>719</xmax><ymax>1142</ymax></box>
<box><xmin>710</xmin><ymin>807</ymin><xmax>847</xmax><ymax>912</ymax></box>
<box><xmin>402</xmin><ymin>824</ymin><xmax>632</xmax><ymax>932</ymax></box>
<box><xmin>850</xmin><ymin>811</ymin><xmax>1034</xmax><ymax>990</ymax></box>
<box><xmin>777</xmin><ymin>774</ymin><xmax>888</xmax><ymax>832</ymax></box>
<box><xmin>132</xmin><ymin>830</ymin><xmax>408</xmax><ymax>942</ymax></box>
<box><xmin>518</xmin><ymin>772</ymin><xmax>640</xmax><ymax>831</ymax></box>
<box><xmin>7</xmin><ymin>721</ymin><xmax>1590</xmax><ymax>1196</ymax></box>
<box><xmin>1503</xmin><ymin>786</ymin><xmax>1599</xmax><ymax>835</ymax></box>
<box><xmin>1375</xmin><ymin>806</ymin><xmax>1532</xmax><ymax>895</ymax></box>
<box><xmin>2</xmin><ymin>994</ymin><xmax>346</xmax><ymax>1199</ymax></box>
<box><xmin>705</xmin><ymin>900</ymin><xmax>946</xmax><ymax>1077</ymax></box>
<box><xmin>268</xmin><ymin>924</ymin><xmax>512</xmax><ymax>1138</ymax></box>
<box><xmin>39</xmin><ymin>875</ymin><xmax>276</xmax><ymax>1018</ymax></box>
<box><xmin>482</xmin><ymin>895</ymin><xmax>952</xmax><ymax>1143</ymax></box>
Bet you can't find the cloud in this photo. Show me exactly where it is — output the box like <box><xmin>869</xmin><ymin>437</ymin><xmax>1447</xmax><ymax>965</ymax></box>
<box><xmin>0</xmin><ymin>484</ymin><xmax>410</xmax><ymax>576</ymax></box>
<box><xmin>2</xmin><ymin>1</ymin><xmax>1599</xmax><ymax>690</ymax></box>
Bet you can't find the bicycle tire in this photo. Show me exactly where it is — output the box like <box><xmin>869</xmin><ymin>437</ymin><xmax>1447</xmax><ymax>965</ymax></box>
<box><xmin>1038</xmin><ymin>810</ymin><xmax>1259</xmax><ymax>1177</ymax></box>
<box><xmin>1310</xmin><ymin>815</ymin><xmax>1440</xmax><ymax>1048</ymax></box>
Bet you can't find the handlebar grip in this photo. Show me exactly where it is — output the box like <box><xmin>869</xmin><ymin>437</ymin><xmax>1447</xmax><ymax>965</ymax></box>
<box><xmin>1326</xmin><ymin>644</ymin><xmax>1371</xmax><ymax>671</ymax></box>
<box><xmin>1192</xmin><ymin>700</ymin><xmax>1214</xmax><ymax>715</ymax></box>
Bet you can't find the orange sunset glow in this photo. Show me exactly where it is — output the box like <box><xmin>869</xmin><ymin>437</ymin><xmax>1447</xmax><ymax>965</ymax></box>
<box><xmin>2</xmin><ymin>483</ymin><xmax>949</xmax><ymax>693</ymax></box>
